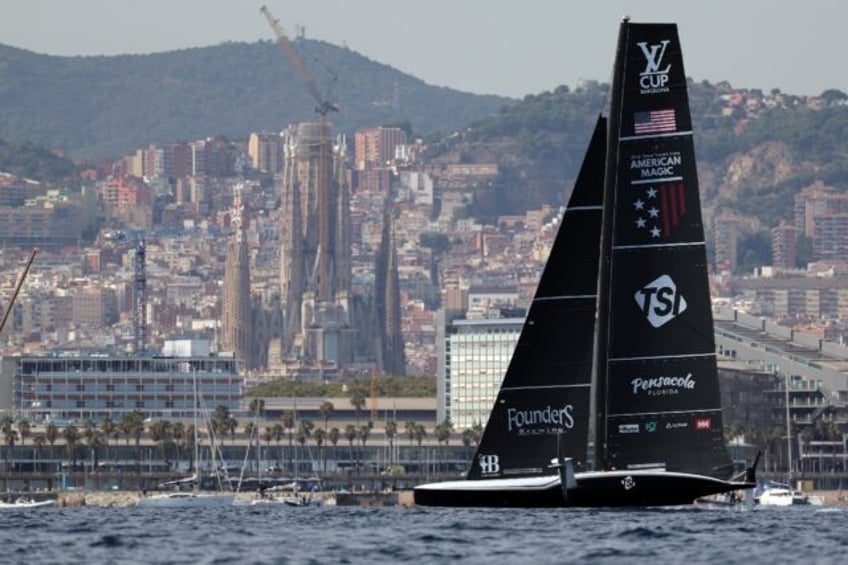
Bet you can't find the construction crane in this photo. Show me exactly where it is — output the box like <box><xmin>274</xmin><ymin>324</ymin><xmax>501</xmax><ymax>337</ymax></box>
<box><xmin>260</xmin><ymin>3</ymin><xmax>338</xmax><ymax>302</ymax></box>
<box><xmin>0</xmin><ymin>248</ymin><xmax>38</xmax><ymax>335</ymax></box>
<box><xmin>260</xmin><ymin>4</ymin><xmax>338</xmax><ymax>117</ymax></box>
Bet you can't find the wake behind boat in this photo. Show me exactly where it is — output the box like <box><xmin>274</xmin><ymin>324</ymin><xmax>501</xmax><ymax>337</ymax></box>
<box><xmin>415</xmin><ymin>18</ymin><xmax>758</xmax><ymax>508</ymax></box>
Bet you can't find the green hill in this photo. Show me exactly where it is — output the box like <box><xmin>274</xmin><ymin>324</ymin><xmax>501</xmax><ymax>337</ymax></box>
<box><xmin>0</xmin><ymin>40</ymin><xmax>512</xmax><ymax>160</ymax></box>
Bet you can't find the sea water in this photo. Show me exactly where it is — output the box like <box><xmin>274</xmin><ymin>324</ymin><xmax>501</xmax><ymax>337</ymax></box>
<box><xmin>0</xmin><ymin>504</ymin><xmax>845</xmax><ymax>564</ymax></box>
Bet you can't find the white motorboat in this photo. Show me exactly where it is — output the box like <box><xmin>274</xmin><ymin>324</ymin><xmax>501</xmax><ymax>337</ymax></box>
<box><xmin>137</xmin><ymin>491</ymin><xmax>235</xmax><ymax>508</ymax></box>
<box><xmin>0</xmin><ymin>496</ymin><xmax>56</xmax><ymax>509</ymax></box>
<box><xmin>756</xmin><ymin>482</ymin><xmax>823</xmax><ymax>506</ymax></box>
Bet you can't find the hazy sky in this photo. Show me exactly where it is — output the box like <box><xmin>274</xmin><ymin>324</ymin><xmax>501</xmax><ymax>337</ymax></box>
<box><xmin>1</xmin><ymin>0</ymin><xmax>844</xmax><ymax>99</ymax></box>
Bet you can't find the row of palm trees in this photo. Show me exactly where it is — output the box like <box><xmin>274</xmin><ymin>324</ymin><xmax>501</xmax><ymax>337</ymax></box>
<box><xmin>1</xmin><ymin>410</ymin><xmax>148</xmax><ymax>472</ymax></box>
<box><xmin>0</xmin><ymin>400</ymin><xmax>484</xmax><ymax>476</ymax></box>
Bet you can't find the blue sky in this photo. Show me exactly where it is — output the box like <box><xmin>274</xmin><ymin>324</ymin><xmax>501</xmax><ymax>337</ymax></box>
<box><xmin>1</xmin><ymin>0</ymin><xmax>844</xmax><ymax>98</ymax></box>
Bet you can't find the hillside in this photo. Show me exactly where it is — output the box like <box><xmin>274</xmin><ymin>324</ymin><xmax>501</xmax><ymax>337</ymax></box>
<box><xmin>0</xmin><ymin>40</ymin><xmax>511</xmax><ymax>160</ymax></box>
<box><xmin>0</xmin><ymin>138</ymin><xmax>77</xmax><ymax>181</ymax></box>
<box><xmin>4</xmin><ymin>36</ymin><xmax>848</xmax><ymax>272</ymax></box>
<box><xmin>435</xmin><ymin>81</ymin><xmax>848</xmax><ymax>248</ymax></box>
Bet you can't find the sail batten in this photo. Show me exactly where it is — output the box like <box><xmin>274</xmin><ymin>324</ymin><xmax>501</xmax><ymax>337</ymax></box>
<box><xmin>613</xmin><ymin>241</ymin><xmax>705</xmax><ymax>250</ymax></box>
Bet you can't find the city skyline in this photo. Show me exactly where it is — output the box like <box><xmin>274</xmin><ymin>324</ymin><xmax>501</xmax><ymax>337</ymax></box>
<box><xmin>1</xmin><ymin>0</ymin><xmax>845</xmax><ymax>99</ymax></box>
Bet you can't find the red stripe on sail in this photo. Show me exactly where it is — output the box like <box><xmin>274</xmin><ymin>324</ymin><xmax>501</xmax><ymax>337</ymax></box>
<box><xmin>660</xmin><ymin>183</ymin><xmax>687</xmax><ymax>236</ymax></box>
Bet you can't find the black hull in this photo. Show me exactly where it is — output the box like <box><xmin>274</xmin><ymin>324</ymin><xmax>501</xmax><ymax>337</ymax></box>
<box><xmin>413</xmin><ymin>471</ymin><xmax>754</xmax><ymax>508</ymax></box>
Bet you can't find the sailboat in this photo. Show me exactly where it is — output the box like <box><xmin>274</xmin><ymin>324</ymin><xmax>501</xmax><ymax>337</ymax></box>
<box><xmin>414</xmin><ymin>18</ymin><xmax>759</xmax><ymax>508</ymax></box>
<box><xmin>138</xmin><ymin>365</ymin><xmax>235</xmax><ymax>508</ymax></box>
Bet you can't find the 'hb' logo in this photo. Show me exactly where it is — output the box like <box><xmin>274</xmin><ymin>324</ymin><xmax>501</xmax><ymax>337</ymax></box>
<box><xmin>634</xmin><ymin>274</ymin><xmax>687</xmax><ymax>328</ymax></box>
<box><xmin>478</xmin><ymin>454</ymin><xmax>500</xmax><ymax>475</ymax></box>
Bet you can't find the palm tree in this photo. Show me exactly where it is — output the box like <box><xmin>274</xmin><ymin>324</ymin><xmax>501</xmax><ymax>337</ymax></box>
<box><xmin>357</xmin><ymin>425</ymin><xmax>371</xmax><ymax>470</ymax></box>
<box><xmin>120</xmin><ymin>410</ymin><xmax>144</xmax><ymax>471</ymax></box>
<box><xmin>247</xmin><ymin>398</ymin><xmax>264</xmax><ymax>471</ymax></box>
<box><xmin>438</xmin><ymin>418</ymin><xmax>454</xmax><ymax>444</ymax></box>
<box><xmin>470</xmin><ymin>422</ymin><xmax>483</xmax><ymax>444</ymax></box>
<box><xmin>226</xmin><ymin>415</ymin><xmax>238</xmax><ymax>447</ymax></box>
<box><xmin>349</xmin><ymin>391</ymin><xmax>366</xmax><ymax>426</ymax></box>
<box><xmin>87</xmin><ymin>431</ymin><xmax>107</xmax><ymax>470</ymax></box>
<box><xmin>3</xmin><ymin>426</ymin><xmax>18</xmax><ymax>474</ymax></box>
<box><xmin>414</xmin><ymin>423</ymin><xmax>427</xmax><ymax>465</ymax></box>
<box><xmin>248</xmin><ymin>398</ymin><xmax>266</xmax><ymax>418</ymax></box>
<box><xmin>45</xmin><ymin>423</ymin><xmax>59</xmax><ymax>460</ymax></box>
<box><xmin>0</xmin><ymin>415</ymin><xmax>13</xmax><ymax>471</ymax></box>
<box><xmin>171</xmin><ymin>422</ymin><xmax>186</xmax><ymax>469</ymax></box>
<box><xmin>262</xmin><ymin>426</ymin><xmax>274</xmax><ymax>469</ymax></box>
<box><xmin>33</xmin><ymin>435</ymin><xmax>46</xmax><ymax>472</ymax></box>
<box><xmin>82</xmin><ymin>418</ymin><xmax>98</xmax><ymax>467</ymax></box>
<box><xmin>271</xmin><ymin>422</ymin><xmax>284</xmax><ymax>467</ymax></box>
<box><xmin>313</xmin><ymin>428</ymin><xmax>327</xmax><ymax>473</ymax></box>
<box><xmin>296</xmin><ymin>420</ymin><xmax>315</xmax><ymax>475</ymax></box>
<box><xmin>329</xmin><ymin>427</ymin><xmax>340</xmax><ymax>469</ymax></box>
<box><xmin>385</xmin><ymin>420</ymin><xmax>398</xmax><ymax>467</ymax></box>
<box><xmin>244</xmin><ymin>422</ymin><xmax>258</xmax><ymax>472</ymax></box>
<box><xmin>282</xmin><ymin>410</ymin><xmax>295</xmax><ymax>473</ymax></box>
<box><xmin>435</xmin><ymin>420</ymin><xmax>452</xmax><ymax>473</ymax></box>
<box><xmin>345</xmin><ymin>424</ymin><xmax>357</xmax><ymax>469</ymax></box>
<box><xmin>16</xmin><ymin>420</ymin><xmax>31</xmax><ymax>446</ymax></box>
<box><xmin>149</xmin><ymin>420</ymin><xmax>173</xmax><ymax>466</ymax></box>
<box><xmin>100</xmin><ymin>416</ymin><xmax>117</xmax><ymax>463</ymax></box>
<box><xmin>184</xmin><ymin>424</ymin><xmax>197</xmax><ymax>472</ymax></box>
<box><xmin>319</xmin><ymin>401</ymin><xmax>334</xmax><ymax>432</ymax></box>
<box><xmin>62</xmin><ymin>425</ymin><xmax>80</xmax><ymax>469</ymax></box>
<box><xmin>405</xmin><ymin>420</ymin><xmax>417</xmax><ymax>446</ymax></box>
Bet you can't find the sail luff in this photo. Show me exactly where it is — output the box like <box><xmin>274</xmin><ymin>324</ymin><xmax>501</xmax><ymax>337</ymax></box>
<box><xmin>594</xmin><ymin>18</ymin><xmax>630</xmax><ymax>472</ymax></box>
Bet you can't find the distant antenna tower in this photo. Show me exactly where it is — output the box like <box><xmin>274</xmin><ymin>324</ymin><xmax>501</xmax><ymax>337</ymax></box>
<box><xmin>296</xmin><ymin>24</ymin><xmax>305</xmax><ymax>40</ymax></box>
<box><xmin>133</xmin><ymin>239</ymin><xmax>147</xmax><ymax>354</ymax></box>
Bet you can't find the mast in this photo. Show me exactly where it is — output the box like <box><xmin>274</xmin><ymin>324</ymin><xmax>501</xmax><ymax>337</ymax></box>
<box><xmin>593</xmin><ymin>17</ymin><xmax>629</xmax><ymax>471</ymax></box>
<box><xmin>192</xmin><ymin>362</ymin><xmax>200</xmax><ymax>485</ymax></box>
<box><xmin>785</xmin><ymin>372</ymin><xmax>792</xmax><ymax>484</ymax></box>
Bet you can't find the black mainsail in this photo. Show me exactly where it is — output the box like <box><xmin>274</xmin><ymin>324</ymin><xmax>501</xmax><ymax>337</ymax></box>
<box><xmin>414</xmin><ymin>19</ymin><xmax>756</xmax><ymax>508</ymax></box>
<box><xmin>594</xmin><ymin>21</ymin><xmax>733</xmax><ymax>479</ymax></box>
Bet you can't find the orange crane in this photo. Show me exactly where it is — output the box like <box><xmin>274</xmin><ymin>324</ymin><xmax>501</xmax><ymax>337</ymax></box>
<box><xmin>0</xmin><ymin>248</ymin><xmax>38</xmax><ymax>335</ymax></box>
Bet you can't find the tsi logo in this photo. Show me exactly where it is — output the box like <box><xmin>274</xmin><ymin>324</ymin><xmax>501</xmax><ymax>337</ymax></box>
<box><xmin>634</xmin><ymin>274</ymin><xmax>687</xmax><ymax>328</ymax></box>
<box><xmin>637</xmin><ymin>40</ymin><xmax>671</xmax><ymax>93</ymax></box>
<box><xmin>478</xmin><ymin>454</ymin><xmax>500</xmax><ymax>475</ymax></box>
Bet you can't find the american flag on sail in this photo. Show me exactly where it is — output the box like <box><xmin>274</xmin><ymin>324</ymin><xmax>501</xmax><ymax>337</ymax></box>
<box><xmin>634</xmin><ymin>109</ymin><xmax>676</xmax><ymax>135</ymax></box>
